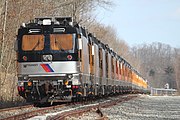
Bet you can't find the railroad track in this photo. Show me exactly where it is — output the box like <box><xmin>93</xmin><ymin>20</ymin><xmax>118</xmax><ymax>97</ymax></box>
<box><xmin>0</xmin><ymin>94</ymin><xmax>138</xmax><ymax>120</ymax></box>
<box><xmin>0</xmin><ymin>104</ymin><xmax>35</xmax><ymax>120</ymax></box>
<box><xmin>0</xmin><ymin>104</ymin><xmax>33</xmax><ymax>113</ymax></box>
<box><xmin>49</xmin><ymin>95</ymin><xmax>137</xmax><ymax>120</ymax></box>
<box><xmin>1</xmin><ymin>103</ymin><xmax>66</xmax><ymax>120</ymax></box>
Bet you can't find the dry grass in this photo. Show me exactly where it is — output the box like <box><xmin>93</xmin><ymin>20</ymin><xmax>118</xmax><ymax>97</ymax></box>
<box><xmin>0</xmin><ymin>72</ymin><xmax>26</xmax><ymax>109</ymax></box>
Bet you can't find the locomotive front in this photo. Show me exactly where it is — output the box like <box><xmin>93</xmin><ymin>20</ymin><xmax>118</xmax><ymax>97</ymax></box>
<box><xmin>15</xmin><ymin>17</ymin><xmax>82</xmax><ymax>103</ymax></box>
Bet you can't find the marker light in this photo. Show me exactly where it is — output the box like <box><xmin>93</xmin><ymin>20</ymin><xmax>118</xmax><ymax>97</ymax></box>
<box><xmin>18</xmin><ymin>81</ymin><xmax>24</xmax><ymax>86</ymax></box>
<box><xmin>23</xmin><ymin>56</ymin><xmax>27</xmax><ymax>61</ymax></box>
<box><xmin>21</xmin><ymin>87</ymin><xmax>25</xmax><ymax>91</ymax></box>
<box><xmin>18</xmin><ymin>86</ymin><xmax>21</xmax><ymax>91</ymax></box>
<box><xmin>72</xmin><ymin>85</ymin><xmax>79</xmax><ymax>89</ymax></box>
<box><xmin>18</xmin><ymin>86</ymin><xmax>25</xmax><ymax>92</ymax></box>
<box><xmin>67</xmin><ymin>74</ymin><xmax>73</xmax><ymax>79</ymax></box>
<box><xmin>67</xmin><ymin>55</ymin><xmax>72</xmax><ymax>60</ymax></box>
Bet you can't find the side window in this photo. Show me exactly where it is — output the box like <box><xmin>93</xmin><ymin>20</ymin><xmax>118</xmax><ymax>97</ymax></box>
<box><xmin>111</xmin><ymin>56</ymin><xmax>114</xmax><ymax>78</ymax></box>
<box><xmin>88</xmin><ymin>44</ymin><xmax>91</xmax><ymax>64</ymax></box>
<box><xmin>116</xmin><ymin>60</ymin><xmax>118</xmax><ymax>74</ymax></box>
<box><xmin>99</xmin><ymin>48</ymin><xmax>103</xmax><ymax>77</ymax></box>
<box><xmin>106</xmin><ymin>52</ymin><xmax>108</xmax><ymax>78</ymax></box>
<box><xmin>99</xmin><ymin>48</ymin><xmax>103</xmax><ymax>69</ymax></box>
<box><xmin>119</xmin><ymin>63</ymin><xmax>122</xmax><ymax>75</ymax></box>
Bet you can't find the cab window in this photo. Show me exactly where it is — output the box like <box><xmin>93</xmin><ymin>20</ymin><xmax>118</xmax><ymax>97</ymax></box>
<box><xmin>50</xmin><ymin>34</ymin><xmax>73</xmax><ymax>51</ymax></box>
<box><xmin>22</xmin><ymin>35</ymin><xmax>44</xmax><ymax>51</ymax></box>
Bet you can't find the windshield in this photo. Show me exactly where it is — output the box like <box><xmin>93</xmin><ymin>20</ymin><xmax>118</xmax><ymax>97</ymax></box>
<box><xmin>21</xmin><ymin>34</ymin><xmax>73</xmax><ymax>51</ymax></box>
<box><xmin>22</xmin><ymin>35</ymin><xmax>44</xmax><ymax>51</ymax></box>
<box><xmin>50</xmin><ymin>34</ymin><xmax>73</xmax><ymax>51</ymax></box>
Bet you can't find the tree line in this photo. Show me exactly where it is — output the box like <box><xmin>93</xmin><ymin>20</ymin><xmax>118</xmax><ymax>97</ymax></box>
<box><xmin>131</xmin><ymin>43</ymin><xmax>179</xmax><ymax>90</ymax></box>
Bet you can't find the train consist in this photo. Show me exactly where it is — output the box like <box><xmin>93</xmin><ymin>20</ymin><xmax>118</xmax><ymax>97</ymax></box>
<box><xmin>15</xmin><ymin>17</ymin><xmax>149</xmax><ymax>103</ymax></box>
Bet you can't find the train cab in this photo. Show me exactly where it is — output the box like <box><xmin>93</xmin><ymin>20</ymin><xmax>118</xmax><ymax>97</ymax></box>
<box><xmin>15</xmin><ymin>17</ymin><xmax>84</xmax><ymax>102</ymax></box>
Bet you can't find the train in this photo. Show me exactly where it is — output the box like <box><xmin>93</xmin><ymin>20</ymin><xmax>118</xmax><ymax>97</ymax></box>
<box><xmin>15</xmin><ymin>17</ymin><xmax>149</xmax><ymax>103</ymax></box>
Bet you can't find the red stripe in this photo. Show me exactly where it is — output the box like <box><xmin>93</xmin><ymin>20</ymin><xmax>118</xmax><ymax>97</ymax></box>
<box><xmin>41</xmin><ymin>64</ymin><xmax>51</xmax><ymax>72</ymax></box>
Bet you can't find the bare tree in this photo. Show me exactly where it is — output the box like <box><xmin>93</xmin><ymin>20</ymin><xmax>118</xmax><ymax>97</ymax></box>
<box><xmin>174</xmin><ymin>48</ymin><xmax>180</xmax><ymax>93</ymax></box>
<box><xmin>131</xmin><ymin>42</ymin><xmax>176</xmax><ymax>88</ymax></box>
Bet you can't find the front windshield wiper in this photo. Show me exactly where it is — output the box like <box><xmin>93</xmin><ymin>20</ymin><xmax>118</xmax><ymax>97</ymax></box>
<box><xmin>55</xmin><ymin>38</ymin><xmax>65</xmax><ymax>51</ymax></box>
<box><xmin>32</xmin><ymin>39</ymin><xmax>40</xmax><ymax>51</ymax></box>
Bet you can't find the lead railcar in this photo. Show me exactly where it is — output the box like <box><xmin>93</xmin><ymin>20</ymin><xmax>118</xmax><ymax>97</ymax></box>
<box><xmin>15</xmin><ymin>17</ymin><xmax>149</xmax><ymax>103</ymax></box>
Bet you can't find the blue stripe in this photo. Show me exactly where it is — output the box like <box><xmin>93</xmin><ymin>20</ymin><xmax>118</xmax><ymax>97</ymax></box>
<box><xmin>46</xmin><ymin>64</ymin><xmax>54</xmax><ymax>72</ymax></box>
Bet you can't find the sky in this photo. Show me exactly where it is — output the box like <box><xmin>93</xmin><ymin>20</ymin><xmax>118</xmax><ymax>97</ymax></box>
<box><xmin>96</xmin><ymin>0</ymin><xmax>180</xmax><ymax>48</ymax></box>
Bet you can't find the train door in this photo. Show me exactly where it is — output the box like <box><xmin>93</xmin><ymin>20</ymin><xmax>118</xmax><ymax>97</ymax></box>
<box><xmin>115</xmin><ymin>59</ymin><xmax>120</xmax><ymax>93</ymax></box>
<box><xmin>108</xmin><ymin>52</ymin><xmax>112</xmax><ymax>94</ymax></box>
<box><xmin>99</xmin><ymin>48</ymin><xmax>103</xmax><ymax>84</ymax></box>
<box><xmin>88</xmin><ymin>41</ymin><xmax>94</xmax><ymax>96</ymax></box>
<box><xmin>94</xmin><ymin>44</ymin><xmax>100</xmax><ymax>95</ymax></box>
<box><xmin>102</xmin><ymin>49</ymin><xmax>106</xmax><ymax>95</ymax></box>
<box><xmin>81</xmin><ymin>36</ymin><xmax>90</xmax><ymax>75</ymax></box>
<box><xmin>116</xmin><ymin>59</ymin><xmax>119</xmax><ymax>80</ymax></box>
<box><xmin>105</xmin><ymin>51</ymin><xmax>109</xmax><ymax>95</ymax></box>
<box><xmin>112</xmin><ymin>56</ymin><xmax>116</xmax><ymax>93</ymax></box>
<box><xmin>129</xmin><ymin>68</ymin><xmax>133</xmax><ymax>91</ymax></box>
<box><xmin>120</xmin><ymin>61</ymin><xmax>124</xmax><ymax>81</ymax></box>
<box><xmin>88</xmin><ymin>42</ymin><xmax>94</xmax><ymax>84</ymax></box>
<box><xmin>99</xmin><ymin>47</ymin><xmax>103</xmax><ymax>95</ymax></box>
<box><xmin>78</xmin><ymin>35</ymin><xmax>90</xmax><ymax>96</ymax></box>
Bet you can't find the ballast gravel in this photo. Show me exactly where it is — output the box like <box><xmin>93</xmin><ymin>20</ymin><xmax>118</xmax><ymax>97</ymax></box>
<box><xmin>4</xmin><ymin>95</ymin><xmax>179</xmax><ymax>120</ymax></box>
<box><xmin>70</xmin><ymin>95</ymin><xmax>180</xmax><ymax>120</ymax></box>
<box><xmin>102</xmin><ymin>95</ymin><xmax>180</xmax><ymax>120</ymax></box>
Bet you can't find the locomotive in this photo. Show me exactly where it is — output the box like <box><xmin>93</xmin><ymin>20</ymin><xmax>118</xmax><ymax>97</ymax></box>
<box><xmin>15</xmin><ymin>17</ymin><xmax>149</xmax><ymax>103</ymax></box>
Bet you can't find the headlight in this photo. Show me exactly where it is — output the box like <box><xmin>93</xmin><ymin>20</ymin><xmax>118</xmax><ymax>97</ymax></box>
<box><xmin>67</xmin><ymin>74</ymin><xmax>73</xmax><ymax>79</ymax></box>
<box><xmin>72</xmin><ymin>79</ymin><xmax>81</xmax><ymax>85</ymax></box>
<box><xmin>18</xmin><ymin>81</ymin><xmax>24</xmax><ymax>86</ymax></box>
<box><xmin>23</xmin><ymin>76</ymin><xmax>28</xmax><ymax>80</ymax></box>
